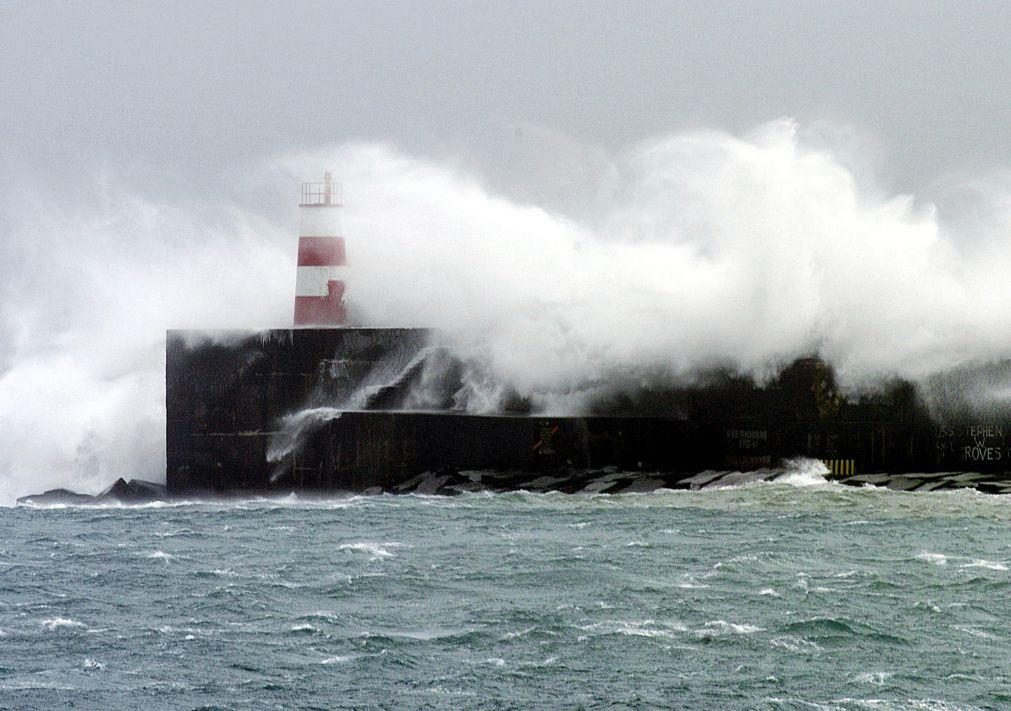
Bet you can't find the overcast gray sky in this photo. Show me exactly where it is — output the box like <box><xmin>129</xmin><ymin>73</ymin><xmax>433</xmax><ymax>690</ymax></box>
<box><xmin>2</xmin><ymin>0</ymin><xmax>1011</xmax><ymax>205</ymax></box>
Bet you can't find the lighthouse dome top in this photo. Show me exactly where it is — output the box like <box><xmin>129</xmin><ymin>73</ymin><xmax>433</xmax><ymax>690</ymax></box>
<box><xmin>300</xmin><ymin>172</ymin><xmax>342</xmax><ymax>207</ymax></box>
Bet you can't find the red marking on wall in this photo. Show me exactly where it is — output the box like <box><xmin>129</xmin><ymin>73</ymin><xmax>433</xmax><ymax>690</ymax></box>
<box><xmin>532</xmin><ymin>424</ymin><xmax>559</xmax><ymax>452</ymax></box>
<box><xmin>294</xmin><ymin>280</ymin><xmax>346</xmax><ymax>325</ymax></box>
<box><xmin>297</xmin><ymin>237</ymin><xmax>346</xmax><ymax>266</ymax></box>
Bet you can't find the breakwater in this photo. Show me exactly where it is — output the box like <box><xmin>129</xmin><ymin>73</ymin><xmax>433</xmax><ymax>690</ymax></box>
<box><xmin>164</xmin><ymin>329</ymin><xmax>1011</xmax><ymax>498</ymax></box>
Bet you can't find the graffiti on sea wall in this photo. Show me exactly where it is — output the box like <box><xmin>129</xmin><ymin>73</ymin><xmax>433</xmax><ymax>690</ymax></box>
<box><xmin>936</xmin><ymin>424</ymin><xmax>1008</xmax><ymax>465</ymax></box>
<box><xmin>726</xmin><ymin>428</ymin><xmax>768</xmax><ymax>451</ymax></box>
<box><xmin>725</xmin><ymin>428</ymin><xmax>771</xmax><ymax>470</ymax></box>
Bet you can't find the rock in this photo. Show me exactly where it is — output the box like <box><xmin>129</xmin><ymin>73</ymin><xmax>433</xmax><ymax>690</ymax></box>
<box><xmin>904</xmin><ymin>471</ymin><xmax>956</xmax><ymax>480</ymax></box>
<box><xmin>392</xmin><ymin>473</ymin><xmax>428</xmax><ymax>492</ymax></box>
<box><xmin>885</xmin><ymin>476</ymin><xmax>923</xmax><ymax>491</ymax></box>
<box><xmin>16</xmin><ymin>488</ymin><xmax>96</xmax><ymax>506</ymax></box>
<box><xmin>912</xmin><ymin>480</ymin><xmax>949</xmax><ymax>492</ymax></box>
<box><xmin>443</xmin><ymin>481</ymin><xmax>485</xmax><ymax>494</ymax></box>
<box><xmin>97</xmin><ymin>478</ymin><xmax>167</xmax><ymax>503</ymax></box>
<box><xmin>518</xmin><ymin>475</ymin><xmax>569</xmax><ymax>491</ymax></box>
<box><xmin>975</xmin><ymin>481</ymin><xmax>1011</xmax><ymax>495</ymax></box>
<box><xmin>704</xmin><ymin>470</ymin><xmax>774</xmax><ymax>488</ymax></box>
<box><xmin>841</xmin><ymin>473</ymin><xmax>892</xmax><ymax>485</ymax></box>
<box><xmin>675</xmin><ymin>470</ymin><xmax>721</xmax><ymax>488</ymax></box>
<box><xmin>946</xmin><ymin>472</ymin><xmax>989</xmax><ymax>483</ymax></box>
<box><xmin>614</xmin><ymin>477</ymin><xmax>665</xmax><ymax>494</ymax></box>
<box><xmin>97</xmin><ymin>478</ymin><xmax>162</xmax><ymax>503</ymax></box>
<box><xmin>414</xmin><ymin>474</ymin><xmax>452</xmax><ymax>495</ymax></box>
<box><xmin>17</xmin><ymin>478</ymin><xmax>168</xmax><ymax>506</ymax></box>
<box><xmin>580</xmin><ymin>477</ymin><xmax>619</xmax><ymax>493</ymax></box>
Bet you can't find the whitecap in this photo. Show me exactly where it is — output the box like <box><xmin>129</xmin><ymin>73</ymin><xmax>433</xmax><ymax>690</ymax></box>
<box><xmin>82</xmin><ymin>658</ymin><xmax>106</xmax><ymax>671</ymax></box>
<box><xmin>42</xmin><ymin>617</ymin><xmax>85</xmax><ymax>631</ymax></box>
<box><xmin>854</xmin><ymin>671</ymin><xmax>893</xmax><ymax>685</ymax></box>
<box><xmin>725</xmin><ymin>553</ymin><xmax>760</xmax><ymax>564</ymax></box>
<box><xmin>157</xmin><ymin>625</ymin><xmax>211</xmax><ymax>637</ymax></box>
<box><xmin>517</xmin><ymin>657</ymin><xmax>560</xmax><ymax>668</ymax></box>
<box><xmin>828</xmin><ymin>696</ymin><xmax>891</xmax><ymax>709</ymax></box>
<box><xmin>614</xmin><ymin>625</ymin><xmax>680</xmax><ymax>639</ymax></box>
<box><xmin>320</xmin><ymin>655</ymin><xmax>354</xmax><ymax>665</ymax></box>
<box><xmin>578</xmin><ymin>620</ymin><xmax>687</xmax><ymax>640</ymax></box>
<box><xmin>146</xmin><ymin>550</ymin><xmax>176</xmax><ymax>562</ymax></box>
<box><xmin>695</xmin><ymin>620</ymin><xmax>764</xmax><ymax>637</ymax></box>
<box><xmin>916</xmin><ymin>552</ymin><xmax>948</xmax><ymax>565</ymax></box>
<box><xmin>759</xmin><ymin>588</ymin><xmax>780</xmax><ymax>597</ymax></box>
<box><xmin>770</xmin><ymin>636</ymin><xmax>821</xmax><ymax>653</ymax></box>
<box><xmin>299</xmin><ymin>611</ymin><xmax>341</xmax><ymax>625</ymax></box>
<box><xmin>960</xmin><ymin>559</ymin><xmax>1007</xmax><ymax>571</ymax></box>
<box><xmin>955</xmin><ymin>625</ymin><xmax>997</xmax><ymax>640</ymax></box>
<box><xmin>499</xmin><ymin>626</ymin><xmax>535</xmax><ymax>641</ymax></box>
<box><xmin>338</xmin><ymin>542</ymin><xmax>400</xmax><ymax>560</ymax></box>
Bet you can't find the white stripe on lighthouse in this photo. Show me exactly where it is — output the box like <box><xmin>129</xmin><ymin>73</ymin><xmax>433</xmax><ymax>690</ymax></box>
<box><xmin>299</xmin><ymin>209</ymin><xmax>343</xmax><ymax>238</ymax></box>
<box><xmin>295</xmin><ymin>265</ymin><xmax>348</xmax><ymax>297</ymax></box>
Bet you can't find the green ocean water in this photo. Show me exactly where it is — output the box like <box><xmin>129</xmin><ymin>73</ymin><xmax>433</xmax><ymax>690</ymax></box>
<box><xmin>2</xmin><ymin>479</ymin><xmax>1010</xmax><ymax>709</ymax></box>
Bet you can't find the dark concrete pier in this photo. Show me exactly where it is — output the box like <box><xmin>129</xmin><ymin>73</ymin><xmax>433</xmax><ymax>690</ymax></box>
<box><xmin>164</xmin><ymin>328</ymin><xmax>1011</xmax><ymax>497</ymax></box>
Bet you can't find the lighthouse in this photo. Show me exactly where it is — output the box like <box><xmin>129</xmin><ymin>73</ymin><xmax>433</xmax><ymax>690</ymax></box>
<box><xmin>293</xmin><ymin>172</ymin><xmax>347</xmax><ymax>326</ymax></box>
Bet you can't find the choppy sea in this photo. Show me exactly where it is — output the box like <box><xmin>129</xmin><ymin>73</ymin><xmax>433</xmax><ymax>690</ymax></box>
<box><xmin>3</xmin><ymin>472</ymin><xmax>1010</xmax><ymax>710</ymax></box>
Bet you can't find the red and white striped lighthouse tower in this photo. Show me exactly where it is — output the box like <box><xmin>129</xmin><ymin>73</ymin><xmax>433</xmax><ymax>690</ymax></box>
<box><xmin>294</xmin><ymin>172</ymin><xmax>347</xmax><ymax>326</ymax></box>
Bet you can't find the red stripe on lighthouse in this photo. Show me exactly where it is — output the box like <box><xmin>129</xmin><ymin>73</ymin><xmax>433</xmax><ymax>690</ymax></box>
<box><xmin>297</xmin><ymin>236</ymin><xmax>346</xmax><ymax>267</ymax></box>
<box><xmin>294</xmin><ymin>281</ymin><xmax>346</xmax><ymax>325</ymax></box>
<box><xmin>294</xmin><ymin>237</ymin><xmax>347</xmax><ymax>326</ymax></box>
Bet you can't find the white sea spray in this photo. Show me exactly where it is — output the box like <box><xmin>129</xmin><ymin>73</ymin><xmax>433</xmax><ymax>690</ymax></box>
<box><xmin>7</xmin><ymin>123</ymin><xmax>1011</xmax><ymax>501</ymax></box>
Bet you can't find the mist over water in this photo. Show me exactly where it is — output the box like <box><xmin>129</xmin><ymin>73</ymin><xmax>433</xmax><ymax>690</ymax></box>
<box><xmin>0</xmin><ymin>188</ymin><xmax>293</xmax><ymax>501</ymax></box>
<box><xmin>3</xmin><ymin>119</ymin><xmax>1011</xmax><ymax>502</ymax></box>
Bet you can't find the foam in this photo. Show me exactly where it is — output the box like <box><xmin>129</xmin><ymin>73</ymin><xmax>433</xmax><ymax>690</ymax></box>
<box><xmin>338</xmin><ymin>541</ymin><xmax>401</xmax><ymax>560</ymax></box>
<box><xmin>41</xmin><ymin>617</ymin><xmax>86</xmax><ymax>631</ymax></box>
<box><xmin>916</xmin><ymin>552</ymin><xmax>949</xmax><ymax>566</ymax></box>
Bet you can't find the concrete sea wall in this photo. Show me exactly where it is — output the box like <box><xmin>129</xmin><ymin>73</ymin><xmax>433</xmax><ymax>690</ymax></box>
<box><xmin>166</xmin><ymin>329</ymin><xmax>1011</xmax><ymax>496</ymax></box>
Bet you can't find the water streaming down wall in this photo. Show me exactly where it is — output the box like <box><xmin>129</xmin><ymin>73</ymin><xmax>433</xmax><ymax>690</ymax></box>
<box><xmin>166</xmin><ymin>327</ymin><xmax>1011</xmax><ymax>495</ymax></box>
